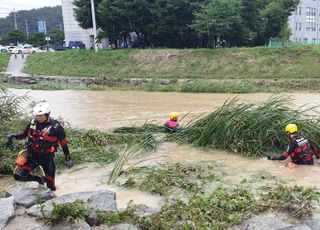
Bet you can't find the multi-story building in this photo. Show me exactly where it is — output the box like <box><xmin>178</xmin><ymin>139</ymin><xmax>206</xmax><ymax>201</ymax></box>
<box><xmin>61</xmin><ymin>0</ymin><xmax>94</xmax><ymax>49</ymax></box>
<box><xmin>289</xmin><ymin>0</ymin><xmax>320</xmax><ymax>44</ymax></box>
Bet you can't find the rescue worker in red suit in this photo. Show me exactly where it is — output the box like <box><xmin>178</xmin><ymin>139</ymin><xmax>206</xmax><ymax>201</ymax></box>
<box><xmin>165</xmin><ymin>112</ymin><xmax>180</xmax><ymax>133</ymax></box>
<box><xmin>7</xmin><ymin>102</ymin><xmax>73</xmax><ymax>191</ymax></box>
<box><xmin>267</xmin><ymin>124</ymin><xmax>319</xmax><ymax>165</ymax></box>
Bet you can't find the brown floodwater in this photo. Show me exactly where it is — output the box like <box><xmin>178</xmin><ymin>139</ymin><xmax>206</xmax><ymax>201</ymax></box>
<box><xmin>8</xmin><ymin>89</ymin><xmax>320</xmax><ymax>130</ymax></box>
<box><xmin>3</xmin><ymin>89</ymin><xmax>320</xmax><ymax>208</ymax></box>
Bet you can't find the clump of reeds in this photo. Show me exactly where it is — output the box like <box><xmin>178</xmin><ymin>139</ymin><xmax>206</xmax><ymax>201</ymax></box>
<box><xmin>175</xmin><ymin>96</ymin><xmax>320</xmax><ymax>156</ymax></box>
<box><xmin>108</xmin><ymin>132</ymin><xmax>159</xmax><ymax>184</ymax></box>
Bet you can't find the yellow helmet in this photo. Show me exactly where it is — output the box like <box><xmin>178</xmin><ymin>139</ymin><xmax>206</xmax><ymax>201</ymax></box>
<box><xmin>169</xmin><ymin>112</ymin><xmax>179</xmax><ymax>120</ymax></box>
<box><xmin>285</xmin><ymin>124</ymin><xmax>298</xmax><ymax>134</ymax></box>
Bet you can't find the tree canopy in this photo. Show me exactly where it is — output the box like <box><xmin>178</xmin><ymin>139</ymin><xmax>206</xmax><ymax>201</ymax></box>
<box><xmin>73</xmin><ymin>0</ymin><xmax>299</xmax><ymax>48</ymax></box>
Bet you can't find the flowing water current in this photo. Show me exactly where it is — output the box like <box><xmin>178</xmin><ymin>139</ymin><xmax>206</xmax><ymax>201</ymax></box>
<box><xmin>2</xmin><ymin>89</ymin><xmax>320</xmax><ymax>209</ymax></box>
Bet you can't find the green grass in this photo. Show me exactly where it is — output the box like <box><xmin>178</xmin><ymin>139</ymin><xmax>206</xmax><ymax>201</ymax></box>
<box><xmin>39</xmin><ymin>185</ymin><xmax>320</xmax><ymax>229</ymax></box>
<box><xmin>0</xmin><ymin>53</ymin><xmax>9</xmax><ymax>72</ymax></box>
<box><xmin>174</xmin><ymin>96</ymin><xmax>320</xmax><ymax>157</ymax></box>
<box><xmin>24</xmin><ymin>46</ymin><xmax>320</xmax><ymax>80</ymax></box>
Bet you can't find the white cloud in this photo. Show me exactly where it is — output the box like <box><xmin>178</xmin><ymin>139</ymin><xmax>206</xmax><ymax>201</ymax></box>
<box><xmin>0</xmin><ymin>0</ymin><xmax>61</xmax><ymax>18</ymax></box>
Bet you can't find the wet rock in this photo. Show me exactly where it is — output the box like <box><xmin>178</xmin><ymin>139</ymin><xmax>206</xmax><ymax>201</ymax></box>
<box><xmin>154</xmin><ymin>79</ymin><xmax>171</xmax><ymax>85</ymax></box>
<box><xmin>129</xmin><ymin>78</ymin><xmax>146</xmax><ymax>85</ymax></box>
<box><xmin>27</xmin><ymin>190</ymin><xmax>117</xmax><ymax>217</ymax></box>
<box><xmin>177</xmin><ymin>79</ymin><xmax>194</xmax><ymax>84</ymax></box>
<box><xmin>133</xmin><ymin>204</ymin><xmax>160</xmax><ymax>217</ymax></box>
<box><xmin>276</xmin><ymin>225</ymin><xmax>312</xmax><ymax>230</ymax></box>
<box><xmin>242</xmin><ymin>214</ymin><xmax>293</xmax><ymax>230</ymax></box>
<box><xmin>92</xmin><ymin>223</ymin><xmax>139</xmax><ymax>230</ymax></box>
<box><xmin>51</xmin><ymin>221</ymin><xmax>91</xmax><ymax>230</ymax></box>
<box><xmin>0</xmin><ymin>197</ymin><xmax>15</xmax><ymax>229</ymax></box>
<box><xmin>305</xmin><ymin>219</ymin><xmax>320</xmax><ymax>229</ymax></box>
<box><xmin>6</xmin><ymin>183</ymin><xmax>55</xmax><ymax>208</ymax></box>
<box><xmin>3</xmin><ymin>215</ymin><xmax>50</xmax><ymax>230</ymax></box>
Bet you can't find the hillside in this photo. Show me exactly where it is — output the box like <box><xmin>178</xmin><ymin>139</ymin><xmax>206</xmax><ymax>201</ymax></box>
<box><xmin>25</xmin><ymin>45</ymin><xmax>320</xmax><ymax>80</ymax></box>
<box><xmin>0</xmin><ymin>6</ymin><xmax>62</xmax><ymax>36</ymax></box>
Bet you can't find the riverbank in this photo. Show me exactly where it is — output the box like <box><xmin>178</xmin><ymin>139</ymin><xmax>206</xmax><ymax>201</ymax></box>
<box><xmin>2</xmin><ymin>45</ymin><xmax>320</xmax><ymax>93</ymax></box>
<box><xmin>24</xmin><ymin>46</ymin><xmax>320</xmax><ymax>79</ymax></box>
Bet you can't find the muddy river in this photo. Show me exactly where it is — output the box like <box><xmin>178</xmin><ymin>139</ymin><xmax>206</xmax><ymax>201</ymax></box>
<box><xmin>3</xmin><ymin>89</ymin><xmax>320</xmax><ymax>209</ymax></box>
<box><xmin>8</xmin><ymin>89</ymin><xmax>320</xmax><ymax>130</ymax></box>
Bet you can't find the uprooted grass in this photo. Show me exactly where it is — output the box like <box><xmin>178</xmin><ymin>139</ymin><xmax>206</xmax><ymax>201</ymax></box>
<box><xmin>174</xmin><ymin>96</ymin><xmax>320</xmax><ymax>157</ymax></box>
<box><xmin>121</xmin><ymin>163</ymin><xmax>220</xmax><ymax>196</ymax></box>
<box><xmin>41</xmin><ymin>185</ymin><xmax>320</xmax><ymax>229</ymax></box>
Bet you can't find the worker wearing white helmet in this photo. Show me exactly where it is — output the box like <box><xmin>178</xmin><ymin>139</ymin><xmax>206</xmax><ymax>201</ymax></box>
<box><xmin>7</xmin><ymin>101</ymin><xmax>73</xmax><ymax>191</ymax></box>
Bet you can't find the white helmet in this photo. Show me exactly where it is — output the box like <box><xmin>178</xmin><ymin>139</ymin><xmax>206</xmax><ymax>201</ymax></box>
<box><xmin>33</xmin><ymin>102</ymin><xmax>51</xmax><ymax>116</ymax></box>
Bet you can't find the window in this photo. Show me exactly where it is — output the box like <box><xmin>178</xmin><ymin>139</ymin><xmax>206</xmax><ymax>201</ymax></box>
<box><xmin>306</xmin><ymin>8</ymin><xmax>316</xmax><ymax>31</ymax></box>
<box><xmin>299</xmin><ymin>22</ymin><xmax>302</xmax><ymax>30</ymax></box>
<box><xmin>299</xmin><ymin>6</ymin><xmax>301</xmax><ymax>15</ymax></box>
<box><xmin>312</xmin><ymin>38</ymin><xmax>316</xmax><ymax>44</ymax></box>
<box><xmin>304</xmin><ymin>38</ymin><xmax>308</xmax><ymax>43</ymax></box>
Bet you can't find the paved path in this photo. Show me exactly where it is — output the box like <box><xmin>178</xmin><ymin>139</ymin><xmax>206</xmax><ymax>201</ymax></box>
<box><xmin>5</xmin><ymin>54</ymin><xmax>30</xmax><ymax>77</ymax></box>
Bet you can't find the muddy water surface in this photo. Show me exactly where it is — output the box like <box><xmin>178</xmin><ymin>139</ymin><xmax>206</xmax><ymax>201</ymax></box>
<box><xmin>9</xmin><ymin>89</ymin><xmax>320</xmax><ymax>130</ymax></box>
<box><xmin>4</xmin><ymin>89</ymin><xmax>320</xmax><ymax>208</ymax></box>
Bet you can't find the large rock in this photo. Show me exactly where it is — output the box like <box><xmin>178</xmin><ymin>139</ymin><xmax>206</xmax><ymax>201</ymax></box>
<box><xmin>3</xmin><ymin>215</ymin><xmax>50</xmax><ymax>230</ymax></box>
<box><xmin>6</xmin><ymin>183</ymin><xmax>55</xmax><ymax>208</ymax></box>
<box><xmin>0</xmin><ymin>197</ymin><xmax>15</xmax><ymax>229</ymax></box>
<box><xmin>242</xmin><ymin>214</ymin><xmax>293</xmax><ymax>230</ymax></box>
<box><xmin>27</xmin><ymin>190</ymin><xmax>117</xmax><ymax>217</ymax></box>
<box><xmin>50</xmin><ymin>221</ymin><xmax>91</xmax><ymax>230</ymax></box>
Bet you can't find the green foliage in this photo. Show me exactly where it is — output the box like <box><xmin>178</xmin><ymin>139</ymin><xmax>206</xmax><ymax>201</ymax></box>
<box><xmin>49</xmin><ymin>200</ymin><xmax>88</xmax><ymax>224</ymax></box>
<box><xmin>73</xmin><ymin>0</ymin><xmax>298</xmax><ymax>47</ymax></box>
<box><xmin>74</xmin><ymin>0</ymin><xmax>206</xmax><ymax>48</ymax></box>
<box><xmin>49</xmin><ymin>28</ymin><xmax>64</xmax><ymax>46</ymax></box>
<box><xmin>192</xmin><ymin>0</ymin><xmax>248</xmax><ymax>47</ymax></box>
<box><xmin>259</xmin><ymin>185</ymin><xmax>320</xmax><ymax>219</ymax></box>
<box><xmin>1</xmin><ymin>30</ymin><xmax>26</xmax><ymax>45</ymax></box>
<box><xmin>192</xmin><ymin>0</ymin><xmax>299</xmax><ymax>46</ymax></box>
<box><xmin>27</xmin><ymin>32</ymin><xmax>46</xmax><ymax>47</ymax></box>
<box><xmin>0</xmin><ymin>53</ymin><xmax>9</xmax><ymax>72</ymax></box>
<box><xmin>24</xmin><ymin>46</ymin><xmax>320</xmax><ymax>81</ymax></box>
<box><xmin>175</xmin><ymin>96</ymin><xmax>320</xmax><ymax>156</ymax></box>
<box><xmin>125</xmin><ymin>163</ymin><xmax>218</xmax><ymax>196</ymax></box>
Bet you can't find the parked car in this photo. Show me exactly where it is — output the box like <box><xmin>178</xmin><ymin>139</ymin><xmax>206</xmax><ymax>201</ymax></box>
<box><xmin>68</xmin><ymin>41</ymin><xmax>85</xmax><ymax>49</ymax></box>
<box><xmin>1</xmin><ymin>46</ymin><xmax>16</xmax><ymax>53</ymax></box>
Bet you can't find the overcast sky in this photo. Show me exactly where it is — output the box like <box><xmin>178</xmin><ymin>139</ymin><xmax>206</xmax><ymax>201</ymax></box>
<box><xmin>0</xmin><ymin>0</ymin><xmax>61</xmax><ymax>18</ymax></box>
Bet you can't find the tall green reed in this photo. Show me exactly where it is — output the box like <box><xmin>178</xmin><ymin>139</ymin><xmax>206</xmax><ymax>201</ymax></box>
<box><xmin>176</xmin><ymin>96</ymin><xmax>320</xmax><ymax>156</ymax></box>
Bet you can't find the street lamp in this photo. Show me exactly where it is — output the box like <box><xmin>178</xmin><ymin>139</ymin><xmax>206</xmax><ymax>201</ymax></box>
<box><xmin>91</xmin><ymin>0</ymin><xmax>98</xmax><ymax>52</ymax></box>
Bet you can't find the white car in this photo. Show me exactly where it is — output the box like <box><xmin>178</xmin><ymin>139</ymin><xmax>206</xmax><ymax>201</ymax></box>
<box><xmin>11</xmin><ymin>46</ymin><xmax>38</xmax><ymax>54</ymax></box>
<box><xmin>1</xmin><ymin>46</ymin><xmax>16</xmax><ymax>53</ymax></box>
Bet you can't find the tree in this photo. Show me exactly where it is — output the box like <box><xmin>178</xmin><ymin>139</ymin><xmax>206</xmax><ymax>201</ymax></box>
<box><xmin>74</xmin><ymin>0</ymin><xmax>205</xmax><ymax>48</ymax></box>
<box><xmin>192</xmin><ymin>0</ymin><xmax>299</xmax><ymax>46</ymax></box>
<box><xmin>27</xmin><ymin>32</ymin><xmax>46</xmax><ymax>46</ymax></box>
<box><xmin>50</xmin><ymin>28</ymin><xmax>64</xmax><ymax>46</ymax></box>
<box><xmin>260</xmin><ymin>0</ymin><xmax>299</xmax><ymax>44</ymax></box>
<box><xmin>1</xmin><ymin>30</ymin><xmax>27</xmax><ymax>45</ymax></box>
<box><xmin>192</xmin><ymin>0</ymin><xmax>245</xmax><ymax>47</ymax></box>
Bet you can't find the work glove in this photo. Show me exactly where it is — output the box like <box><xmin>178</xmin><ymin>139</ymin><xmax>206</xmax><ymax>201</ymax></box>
<box><xmin>267</xmin><ymin>155</ymin><xmax>277</xmax><ymax>160</ymax></box>
<box><xmin>66</xmin><ymin>160</ymin><xmax>73</xmax><ymax>169</ymax></box>
<box><xmin>5</xmin><ymin>135</ymin><xmax>15</xmax><ymax>150</ymax></box>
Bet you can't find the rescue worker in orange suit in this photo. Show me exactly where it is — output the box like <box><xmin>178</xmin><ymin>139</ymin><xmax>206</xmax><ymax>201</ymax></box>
<box><xmin>165</xmin><ymin>112</ymin><xmax>180</xmax><ymax>133</ymax></box>
<box><xmin>267</xmin><ymin>124</ymin><xmax>319</xmax><ymax>165</ymax></box>
<box><xmin>7</xmin><ymin>102</ymin><xmax>73</xmax><ymax>191</ymax></box>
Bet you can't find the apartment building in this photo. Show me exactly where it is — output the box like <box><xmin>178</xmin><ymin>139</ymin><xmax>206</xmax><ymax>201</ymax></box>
<box><xmin>61</xmin><ymin>0</ymin><xmax>94</xmax><ymax>49</ymax></box>
<box><xmin>289</xmin><ymin>0</ymin><xmax>320</xmax><ymax>44</ymax></box>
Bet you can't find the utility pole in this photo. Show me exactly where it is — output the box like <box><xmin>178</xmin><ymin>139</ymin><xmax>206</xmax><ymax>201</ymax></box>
<box><xmin>14</xmin><ymin>8</ymin><xmax>17</xmax><ymax>30</ymax></box>
<box><xmin>25</xmin><ymin>19</ymin><xmax>29</xmax><ymax>36</ymax></box>
<box><xmin>91</xmin><ymin>0</ymin><xmax>98</xmax><ymax>52</ymax></box>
